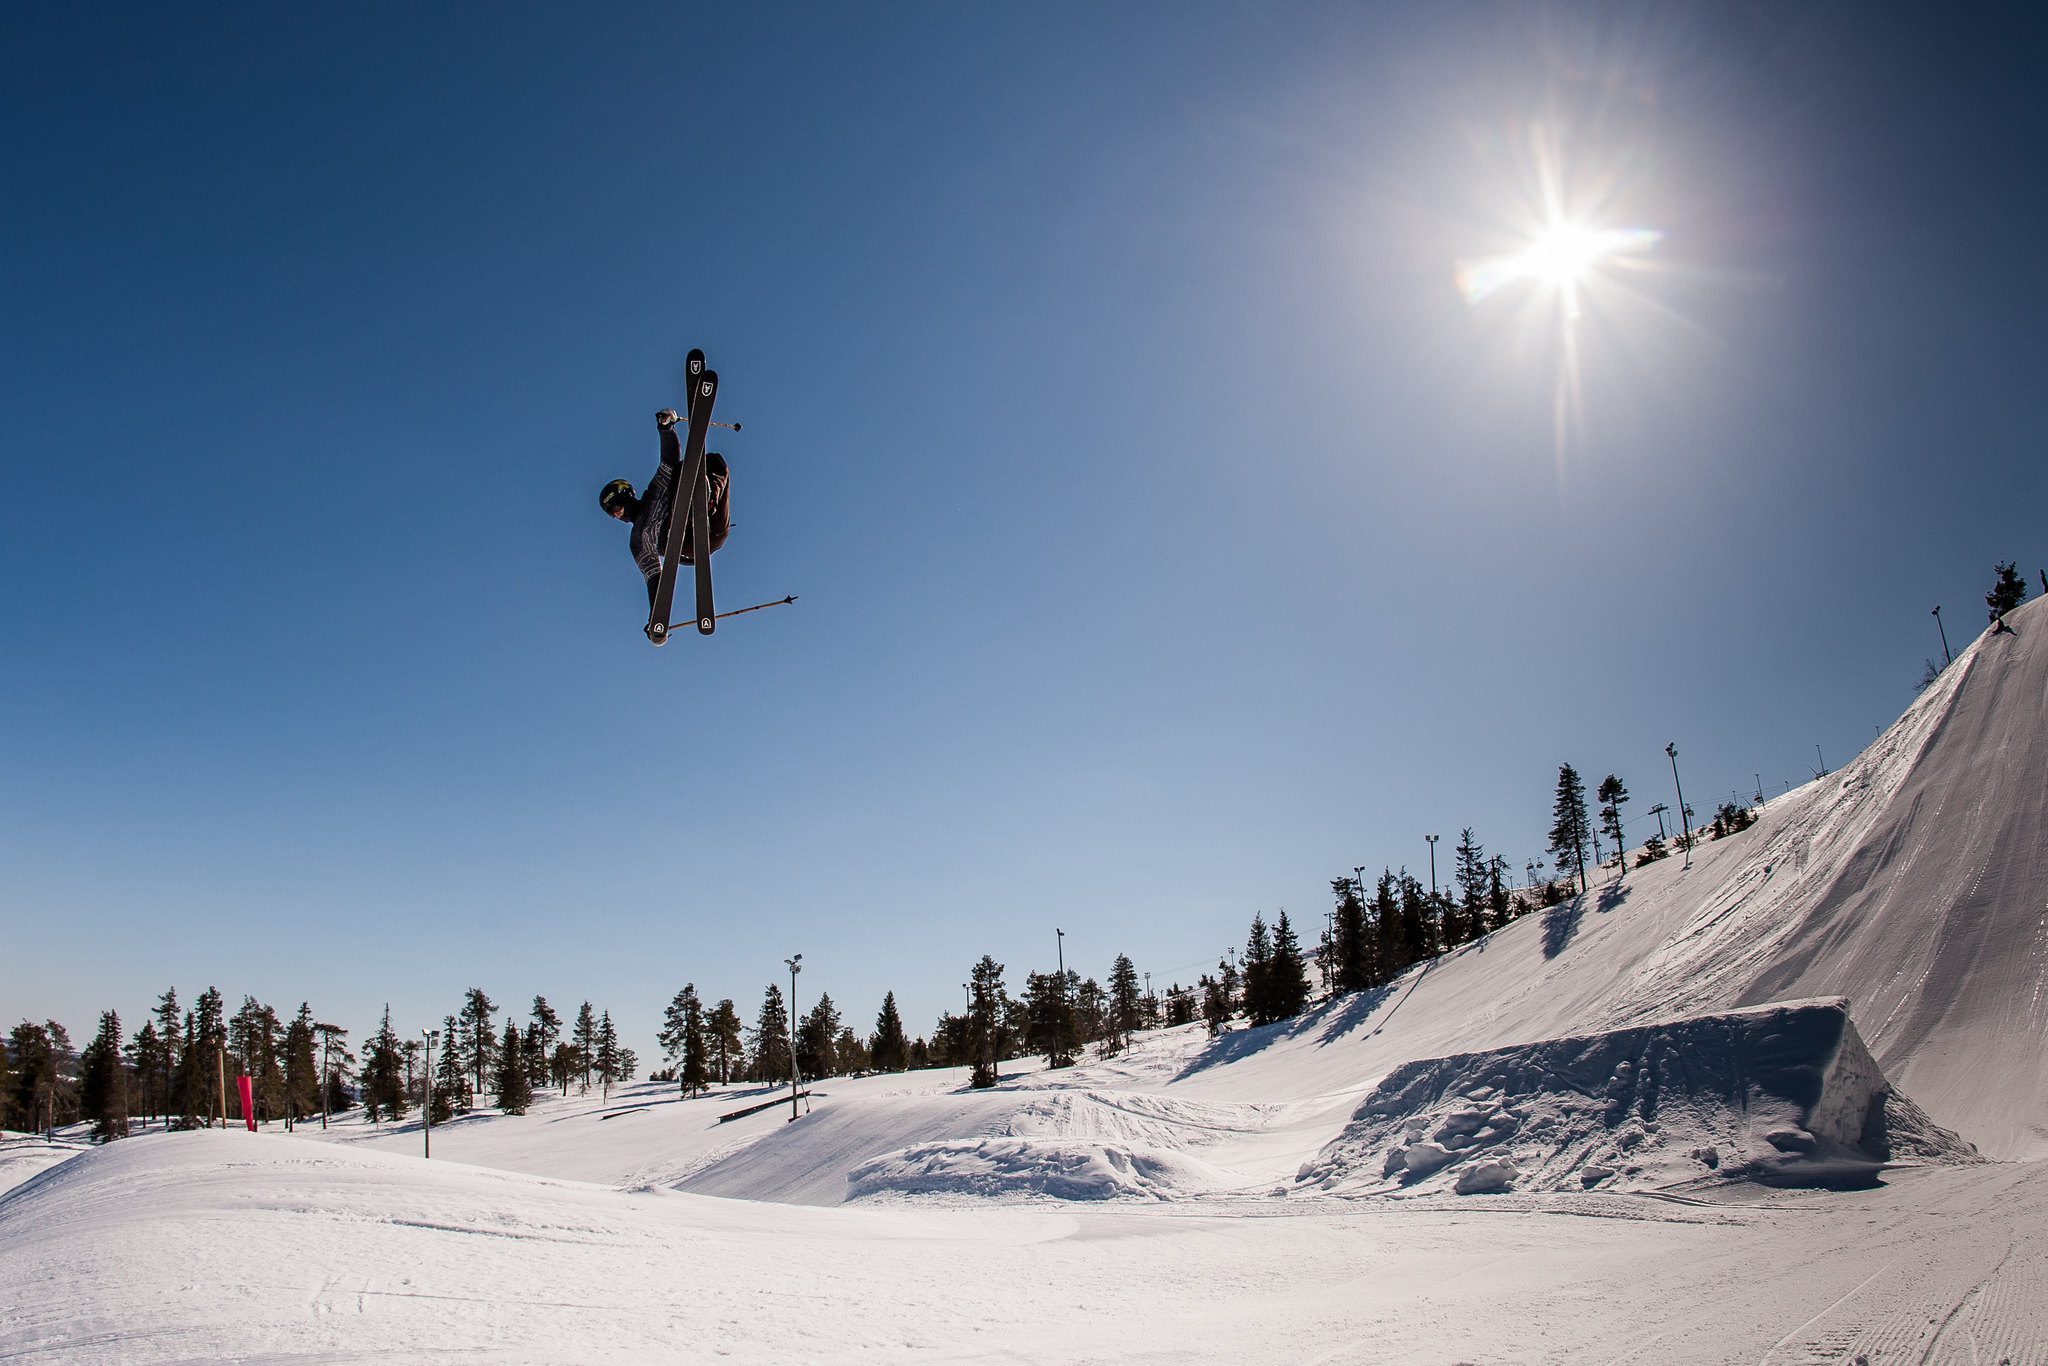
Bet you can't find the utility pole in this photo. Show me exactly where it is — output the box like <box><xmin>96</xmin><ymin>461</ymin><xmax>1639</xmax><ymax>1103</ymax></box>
<box><xmin>320</xmin><ymin>1028</ymin><xmax>330</xmax><ymax>1130</ymax></box>
<box><xmin>1425</xmin><ymin>835</ymin><xmax>1440</xmax><ymax>899</ymax></box>
<box><xmin>421</xmin><ymin>1028</ymin><xmax>438</xmax><ymax>1158</ymax></box>
<box><xmin>1666</xmin><ymin>743</ymin><xmax>1692</xmax><ymax>869</ymax></box>
<box><xmin>1815</xmin><ymin>744</ymin><xmax>1827</xmax><ymax>778</ymax></box>
<box><xmin>1932</xmin><ymin>605</ymin><xmax>1952</xmax><ymax>666</ymax></box>
<box><xmin>785</xmin><ymin>955</ymin><xmax>803</xmax><ymax>1122</ymax></box>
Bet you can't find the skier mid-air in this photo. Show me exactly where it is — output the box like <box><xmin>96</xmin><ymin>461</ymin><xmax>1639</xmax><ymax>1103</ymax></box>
<box><xmin>600</xmin><ymin>348</ymin><xmax>792</xmax><ymax>645</ymax></box>
<box><xmin>598</xmin><ymin>407</ymin><xmax>730</xmax><ymax>615</ymax></box>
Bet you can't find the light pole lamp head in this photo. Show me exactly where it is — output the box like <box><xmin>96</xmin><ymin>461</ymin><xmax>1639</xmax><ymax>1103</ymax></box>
<box><xmin>1666</xmin><ymin>742</ymin><xmax>1677</xmax><ymax>759</ymax></box>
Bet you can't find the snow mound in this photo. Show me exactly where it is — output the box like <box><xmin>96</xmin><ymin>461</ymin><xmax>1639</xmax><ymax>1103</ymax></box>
<box><xmin>848</xmin><ymin>1135</ymin><xmax>1235</xmax><ymax>1203</ymax></box>
<box><xmin>1297</xmin><ymin>999</ymin><xmax>1978</xmax><ymax>1196</ymax></box>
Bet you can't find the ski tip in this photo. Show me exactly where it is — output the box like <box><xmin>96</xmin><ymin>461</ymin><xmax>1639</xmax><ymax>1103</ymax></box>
<box><xmin>696</xmin><ymin>616</ymin><xmax>716</xmax><ymax>636</ymax></box>
<box><xmin>646</xmin><ymin>624</ymin><xmax>669</xmax><ymax>646</ymax></box>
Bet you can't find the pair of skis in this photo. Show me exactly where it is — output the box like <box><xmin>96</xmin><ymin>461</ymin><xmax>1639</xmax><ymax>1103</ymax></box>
<box><xmin>646</xmin><ymin>350</ymin><xmax>719</xmax><ymax>645</ymax></box>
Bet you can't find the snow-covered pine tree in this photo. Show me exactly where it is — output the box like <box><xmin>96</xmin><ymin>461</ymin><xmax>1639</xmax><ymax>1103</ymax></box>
<box><xmin>495</xmin><ymin>1019</ymin><xmax>532</xmax><ymax>1114</ymax></box>
<box><xmin>870</xmin><ymin>991</ymin><xmax>909</xmax><ymax>1072</ymax></box>
<box><xmin>1549</xmin><ymin>764</ymin><xmax>1592</xmax><ymax>894</ymax></box>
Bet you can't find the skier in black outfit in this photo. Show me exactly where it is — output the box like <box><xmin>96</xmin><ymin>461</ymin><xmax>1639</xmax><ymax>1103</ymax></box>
<box><xmin>598</xmin><ymin>408</ymin><xmax>731</xmax><ymax>609</ymax></box>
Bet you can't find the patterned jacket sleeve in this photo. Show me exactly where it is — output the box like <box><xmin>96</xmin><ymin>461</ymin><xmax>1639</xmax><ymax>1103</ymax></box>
<box><xmin>631</xmin><ymin>460</ymin><xmax>673</xmax><ymax>584</ymax></box>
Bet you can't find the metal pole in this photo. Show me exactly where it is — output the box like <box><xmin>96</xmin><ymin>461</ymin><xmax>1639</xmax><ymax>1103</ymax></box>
<box><xmin>1648</xmin><ymin>804</ymin><xmax>1668</xmax><ymax>841</ymax></box>
<box><xmin>786</xmin><ymin>955</ymin><xmax>803</xmax><ymax>1122</ymax></box>
<box><xmin>320</xmin><ymin>1030</ymin><xmax>329</xmax><ymax>1130</ymax></box>
<box><xmin>1425</xmin><ymin>835</ymin><xmax>1440</xmax><ymax>899</ymax></box>
<box><xmin>1666</xmin><ymin>743</ymin><xmax>1691</xmax><ymax>869</ymax></box>
<box><xmin>1932</xmin><ymin>605</ymin><xmax>1952</xmax><ymax>666</ymax></box>
<box><xmin>422</xmin><ymin>1029</ymin><xmax>437</xmax><ymax>1159</ymax></box>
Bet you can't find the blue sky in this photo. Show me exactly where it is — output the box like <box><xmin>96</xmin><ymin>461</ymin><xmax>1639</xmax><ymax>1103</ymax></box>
<box><xmin>5</xmin><ymin>3</ymin><xmax>2043</xmax><ymax>1059</ymax></box>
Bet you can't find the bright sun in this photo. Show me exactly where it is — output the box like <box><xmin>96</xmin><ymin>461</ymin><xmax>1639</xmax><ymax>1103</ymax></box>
<box><xmin>1456</xmin><ymin>219</ymin><xmax>1662</xmax><ymax>320</ymax></box>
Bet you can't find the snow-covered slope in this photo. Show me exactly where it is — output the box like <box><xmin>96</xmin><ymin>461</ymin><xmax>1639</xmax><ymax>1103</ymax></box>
<box><xmin>8</xmin><ymin>1129</ymin><xmax>2048</xmax><ymax>1364</ymax></box>
<box><xmin>289</xmin><ymin>600</ymin><xmax>2044</xmax><ymax>1215</ymax></box>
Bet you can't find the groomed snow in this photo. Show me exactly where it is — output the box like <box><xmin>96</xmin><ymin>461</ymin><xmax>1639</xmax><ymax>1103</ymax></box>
<box><xmin>4</xmin><ymin>601</ymin><xmax>2043</xmax><ymax>1360</ymax></box>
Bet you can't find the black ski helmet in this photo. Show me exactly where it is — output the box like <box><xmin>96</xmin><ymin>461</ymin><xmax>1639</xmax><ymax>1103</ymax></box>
<box><xmin>599</xmin><ymin>479</ymin><xmax>635</xmax><ymax>516</ymax></box>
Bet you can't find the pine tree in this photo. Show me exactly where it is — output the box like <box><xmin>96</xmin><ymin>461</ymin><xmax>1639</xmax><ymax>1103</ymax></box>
<box><xmin>1241</xmin><ymin>914</ymin><xmax>1275</xmax><ymax>1025</ymax></box>
<box><xmin>282</xmin><ymin>1005</ymin><xmax>319</xmax><ymax>1128</ymax></box>
<box><xmin>708</xmin><ymin>999</ymin><xmax>743</xmax><ymax>1084</ymax></box>
<box><xmin>0</xmin><ymin>1026</ymin><xmax>14</xmax><ymax>1131</ymax></box>
<box><xmin>1199</xmin><ymin>972</ymin><xmax>1230</xmax><ymax>1037</ymax></box>
<box><xmin>1330</xmin><ymin>878</ymin><xmax>1371</xmax><ymax>993</ymax></box>
<box><xmin>180</xmin><ymin>989</ymin><xmax>226</xmax><ymax>1128</ymax></box>
<box><xmin>679</xmin><ymin>990</ymin><xmax>710</xmax><ymax>1096</ymax></box>
<box><xmin>435</xmin><ymin>1013</ymin><xmax>469</xmax><ymax>1114</ymax></box>
<box><xmin>572</xmin><ymin>1001</ymin><xmax>598</xmax><ymax>1091</ymax></box>
<box><xmin>150</xmin><ymin>989</ymin><xmax>181</xmax><ymax>1124</ymax></box>
<box><xmin>1397</xmin><ymin>872</ymin><xmax>1432</xmax><ymax>963</ymax></box>
<box><xmin>1268</xmin><ymin>912</ymin><xmax>1310</xmax><ymax>1020</ymax></box>
<box><xmin>495</xmin><ymin>1019</ymin><xmax>533</xmax><ymax>1114</ymax></box>
<box><xmin>870</xmin><ymin>992</ymin><xmax>910</xmax><ymax>1073</ymax></box>
<box><xmin>459</xmin><ymin>988</ymin><xmax>497</xmax><ymax>1098</ymax></box>
<box><xmin>1987</xmin><ymin>561</ymin><xmax>2028</xmax><ymax>621</ymax></box>
<box><xmin>967</xmin><ymin>955</ymin><xmax>1008</xmax><ymax>1089</ymax></box>
<box><xmin>798</xmin><ymin>993</ymin><xmax>842</xmax><ymax>1081</ymax></box>
<box><xmin>78</xmin><ymin>1010</ymin><xmax>128</xmax><ymax>1143</ymax></box>
<box><xmin>1453</xmin><ymin>830</ymin><xmax>1488</xmax><ymax>944</ymax></box>
<box><xmin>1595</xmin><ymin>775</ymin><xmax>1630</xmax><ymax>876</ymax></box>
<box><xmin>1107</xmin><ymin>955</ymin><xmax>1142</xmax><ymax>1051</ymax></box>
<box><xmin>595</xmin><ymin>1012</ymin><xmax>621</xmax><ymax>1101</ymax></box>
<box><xmin>1073</xmin><ymin>976</ymin><xmax>1107</xmax><ymax>1047</ymax></box>
<box><xmin>528</xmin><ymin>997</ymin><xmax>561</xmax><ymax>1088</ymax></box>
<box><xmin>1548</xmin><ymin>764</ymin><xmax>1592</xmax><ymax>894</ymax></box>
<box><xmin>751</xmin><ymin>985</ymin><xmax>791</xmax><ymax>1084</ymax></box>
<box><xmin>1021</xmin><ymin>971</ymin><xmax>1077</xmax><ymax>1068</ymax></box>
<box><xmin>1371</xmin><ymin>871</ymin><xmax>1407</xmax><ymax>980</ymax></box>
<box><xmin>659</xmin><ymin>985</ymin><xmax>697</xmax><ymax>1070</ymax></box>
<box><xmin>361</xmin><ymin>1007</ymin><xmax>407</xmax><ymax>1123</ymax></box>
<box><xmin>128</xmin><ymin>1020</ymin><xmax>163</xmax><ymax>1124</ymax></box>
<box><xmin>834</xmin><ymin>1027</ymin><xmax>868</xmax><ymax>1074</ymax></box>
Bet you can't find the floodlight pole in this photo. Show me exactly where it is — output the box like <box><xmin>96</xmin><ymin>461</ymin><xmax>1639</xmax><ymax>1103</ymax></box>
<box><xmin>1425</xmin><ymin>835</ymin><xmax>1440</xmax><ymax>899</ymax></box>
<box><xmin>786</xmin><ymin>955</ymin><xmax>803</xmax><ymax>1122</ymax></box>
<box><xmin>1666</xmin><ymin>744</ymin><xmax>1691</xmax><ymax>869</ymax></box>
<box><xmin>422</xmin><ymin>1028</ymin><xmax>439</xmax><ymax>1159</ymax></box>
<box><xmin>1932</xmin><ymin>605</ymin><xmax>1952</xmax><ymax>666</ymax></box>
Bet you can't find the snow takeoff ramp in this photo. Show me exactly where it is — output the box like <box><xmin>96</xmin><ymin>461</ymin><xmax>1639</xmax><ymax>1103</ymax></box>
<box><xmin>1297</xmin><ymin>999</ymin><xmax>1977</xmax><ymax>1196</ymax></box>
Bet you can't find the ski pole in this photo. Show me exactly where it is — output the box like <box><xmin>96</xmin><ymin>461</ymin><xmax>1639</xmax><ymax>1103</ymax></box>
<box><xmin>711</xmin><ymin>594</ymin><xmax>797</xmax><ymax>621</ymax></box>
<box><xmin>710</xmin><ymin>420</ymin><xmax>743</xmax><ymax>432</ymax></box>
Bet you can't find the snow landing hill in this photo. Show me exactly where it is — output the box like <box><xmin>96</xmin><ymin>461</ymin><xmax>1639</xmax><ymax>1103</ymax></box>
<box><xmin>3</xmin><ymin>596</ymin><xmax>2045</xmax><ymax>1362</ymax></box>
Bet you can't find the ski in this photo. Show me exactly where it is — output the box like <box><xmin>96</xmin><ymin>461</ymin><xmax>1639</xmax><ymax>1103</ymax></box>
<box><xmin>691</xmin><ymin>437</ymin><xmax>717</xmax><ymax>635</ymax></box>
<box><xmin>645</xmin><ymin>364</ymin><xmax>719</xmax><ymax>645</ymax></box>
